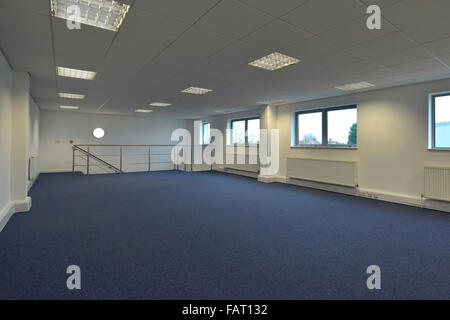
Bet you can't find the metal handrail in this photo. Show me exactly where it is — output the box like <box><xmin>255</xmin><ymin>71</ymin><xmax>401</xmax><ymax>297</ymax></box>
<box><xmin>73</xmin><ymin>145</ymin><xmax>123</xmax><ymax>174</ymax></box>
<box><xmin>74</xmin><ymin>144</ymin><xmax>180</xmax><ymax>147</ymax></box>
<box><xmin>72</xmin><ymin>144</ymin><xmax>187</xmax><ymax>175</ymax></box>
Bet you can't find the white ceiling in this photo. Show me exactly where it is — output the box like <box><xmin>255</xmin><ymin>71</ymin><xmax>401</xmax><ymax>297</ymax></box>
<box><xmin>1</xmin><ymin>0</ymin><xmax>450</xmax><ymax>119</ymax></box>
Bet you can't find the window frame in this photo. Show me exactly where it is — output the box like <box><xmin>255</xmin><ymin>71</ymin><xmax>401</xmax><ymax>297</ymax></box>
<box><xmin>430</xmin><ymin>92</ymin><xmax>450</xmax><ymax>150</ymax></box>
<box><xmin>201</xmin><ymin>122</ymin><xmax>210</xmax><ymax>145</ymax></box>
<box><xmin>295</xmin><ymin>104</ymin><xmax>357</xmax><ymax>148</ymax></box>
<box><xmin>230</xmin><ymin>117</ymin><xmax>260</xmax><ymax>146</ymax></box>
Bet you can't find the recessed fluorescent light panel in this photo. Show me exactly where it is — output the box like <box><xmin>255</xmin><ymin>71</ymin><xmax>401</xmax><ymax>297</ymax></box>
<box><xmin>135</xmin><ymin>109</ymin><xmax>153</xmax><ymax>113</ymax></box>
<box><xmin>59</xmin><ymin>93</ymin><xmax>85</xmax><ymax>99</ymax></box>
<box><xmin>335</xmin><ymin>81</ymin><xmax>375</xmax><ymax>91</ymax></box>
<box><xmin>57</xmin><ymin>67</ymin><xmax>97</xmax><ymax>80</ymax></box>
<box><xmin>256</xmin><ymin>100</ymin><xmax>285</xmax><ymax>106</ymax></box>
<box><xmin>149</xmin><ymin>102</ymin><xmax>172</xmax><ymax>107</ymax></box>
<box><xmin>181</xmin><ymin>87</ymin><xmax>213</xmax><ymax>95</ymax></box>
<box><xmin>51</xmin><ymin>0</ymin><xmax>130</xmax><ymax>32</ymax></box>
<box><xmin>60</xmin><ymin>105</ymin><xmax>79</xmax><ymax>110</ymax></box>
<box><xmin>249</xmin><ymin>52</ymin><xmax>301</xmax><ymax>71</ymax></box>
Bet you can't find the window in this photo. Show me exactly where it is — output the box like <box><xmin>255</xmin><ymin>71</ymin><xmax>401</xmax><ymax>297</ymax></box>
<box><xmin>296</xmin><ymin>105</ymin><xmax>357</xmax><ymax>147</ymax></box>
<box><xmin>201</xmin><ymin>122</ymin><xmax>210</xmax><ymax>145</ymax></box>
<box><xmin>432</xmin><ymin>93</ymin><xmax>450</xmax><ymax>148</ymax></box>
<box><xmin>298</xmin><ymin>112</ymin><xmax>322</xmax><ymax>144</ymax></box>
<box><xmin>231</xmin><ymin>117</ymin><xmax>260</xmax><ymax>145</ymax></box>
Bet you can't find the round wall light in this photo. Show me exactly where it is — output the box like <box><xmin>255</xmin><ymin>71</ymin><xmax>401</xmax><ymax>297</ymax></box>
<box><xmin>93</xmin><ymin>128</ymin><xmax>105</xmax><ymax>139</ymax></box>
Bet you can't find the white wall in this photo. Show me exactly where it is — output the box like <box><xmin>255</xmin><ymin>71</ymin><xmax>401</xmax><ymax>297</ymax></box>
<box><xmin>0</xmin><ymin>51</ymin><xmax>40</xmax><ymax>230</ymax></box>
<box><xmin>276</xmin><ymin>78</ymin><xmax>450</xmax><ymax>209</ymax></box>
<box><xmin>0</xmin><ymin>50</ymin><xmax>13</xmax><ymax>226</ymax></box>
<box><xmin>11</xmin><ymin>72</ymin><xmax>31</xmax><ymax>211</ymax></box>
<box><xmin>29</xmin><ymin>97</ymin><xmax>40</xmax><ymax>159</ymax></box>
<box><xmin>39</xmin><ymin>111</ymin><xmax>188</xmax><ymax>173</ymax></box>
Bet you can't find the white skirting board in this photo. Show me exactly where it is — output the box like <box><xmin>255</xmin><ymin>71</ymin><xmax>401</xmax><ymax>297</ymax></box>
<box><xmin>0</xmin><ymin>202</ymin><xmax>15</xmax><ymax>232</ymax></box>
<box><xmin>14</xmin><ymin>197</ymin><xmax>32</xmax><ymax>213</ymax></box>
<box><xmin>215</xmin><ymin>166</ymin><xmax>259</xmax><ymax>179</ymax></box>
<box><xmin>258</xmin><ymin>175</ymin><xmax>450</xmax><ymax>213</ymax></box>
<box><xmin>0</xmin><ymin>197</ymin><xmax>32</xmax><ymax>232</ymax></box>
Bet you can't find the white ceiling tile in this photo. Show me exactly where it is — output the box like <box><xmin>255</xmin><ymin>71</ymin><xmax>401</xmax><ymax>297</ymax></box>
<box><xmin>401</xmin><ymin>16</ymin><xmax>450</xmax><ymax>44</ymax></box>
<box><xmin>2</xmin><ymin>45</ymin><xmax>53</xmax><ymax>67</ymax></box>
<box><xmin>309</xmin><ymin>50</ymin><xmax>362</xmax><ymax>69</ymax></box>
<box><xmin>281</xmin><ymin>0</ymin><xmax>366</xmax><ymax>34</ymax></box>
<box><xmin>389</xmin><ymin>57</ymin><xmax>444</xmax><ymax>74</ymax></box>
<box><xmin>283</xmin><ymin>36</ymin><xmax>341</xmax><ymax>61</ymax></box>
<box><xmin>396</xmin><ymin>68</ymin><xmax>450</xmax><ymax>83</ymax></box>
<box><xmin>359</xmin><ymin>0</ymin><xmax>403</xmax><ymax>8</ymax></box>
<box><xmin>437</xmin><ymin>53</ymin><xmax>450</xmax><ymax>66</ymax></box>
<box><xmin>52</xmin><ymin>18</ymin><xmax>116</xmax><ymax>68</ymax></box>
<box><xmin>383</xmin><ymin>0</ymin><xmax>450</xmax><ymax>29</ymax></box>
<box><xmin>241</xmin><ymin>19</ymin><xmax>312</xmax><ymax>52</ymax></box>
<box><xmin>197</xmin><ymin>0</ymin><xmax>273</xmax><ymax>39</ymax></box>
<box><xmin>131</xmin><ymin>26</ymin><xmax>234</xmax><ymax>83</ymax></box>
<box><xmin>370</xmin><ymin>46</ymin><xmax>431</xmax><ymax>67</ymax></box>
<box><xmin>0</xmin><ymin>29</ymin><xmax>50</xmax><ymax>50</ymax></box>
<box><xmin>321</xmin><ymin>60</ymin><xmax>381</xmax><ymax>79</ymax></box>
<box><xmin>0</xmin><ymin>5</ymin><xmax>51</xmax><ymax>38</ymax></box>
<box><xmin>134</xmin><ymin>0</ymin><xmax>219</xmax><ymax>24</ymax></box>
<box><xmin>238</xmin><ymin>0</ymin><xmax>308</xmax><ymax>17</ymax></box>
<box><xmin>178</xmin><ymin>41</ymin><xmax>272</xmax><ymax>82</ymax></box>
<box><xmin>102</xmin><ymin>9</ymin><xmax>188</xmax><ymax>65</ymax></box>
<box><xmin>0</xmin><ymin>29</ymin><xmax>54</xmax><ymax>66</ymax></box>
<box><xmin>348</xmin><ymin>32</ymin><xmax>416</xmax><ymax>58</ymax></box>
<box><xmin>0</xmin><ymin>0</ymin><xmax>50</xmax><ymax>16</ymax></box>
<box><xmin>423</xmin><ymin>37</ymin><xmax>450</xmax><ymax>56</ymax></box>
<box><xmin>319</xmin><ymin>16</ymin><xmax>397</xmax><ymax>48</ymax></box>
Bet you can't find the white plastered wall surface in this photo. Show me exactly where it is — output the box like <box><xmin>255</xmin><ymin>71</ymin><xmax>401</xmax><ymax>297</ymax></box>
<box><xmin>276</xmin><ymin>78</ymin><xmax>450</xmax><ymax>211</ymax></box>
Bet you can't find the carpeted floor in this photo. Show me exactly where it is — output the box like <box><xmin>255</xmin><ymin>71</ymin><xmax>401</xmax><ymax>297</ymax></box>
<box><xmin>0</xmin><ymin>171</ymin><xmax>449</xmax><ymax>300</ymax></box>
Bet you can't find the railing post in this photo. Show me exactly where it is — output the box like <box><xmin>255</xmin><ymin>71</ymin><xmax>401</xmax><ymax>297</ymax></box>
<box><xmin>173</xmin><ymin>146</ymin><xmax>176</xmax><ymax>170</ymax></box>
<box><xmin>72</xmin><ymin>147</ymin><xmax>75</xmax><ymax>174</ymax></box>
<box><xmin>120</xmin><ymin>146</ymin><xmax>123</xmax><ymax>172</ymax></box>
<box><xmin>86</xmin><ymin>147</ymin><xmax>90</xmax><ymax>175</ymax></box>
<box><xmin>148</xmin><ymin>146</ymin><xmax>151</xmax><ymax>172</ymax></box>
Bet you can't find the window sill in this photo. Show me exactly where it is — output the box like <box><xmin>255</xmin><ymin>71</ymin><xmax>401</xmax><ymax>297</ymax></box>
<box><xmin>227</xmin><ymin>144</ymin><xmax>260</xmax><ymax>147</ymax></box>
<box><xmin>428</xmin><ymin>148</ymin><xmax>450</xmax><ymax>152</ymax></box>
<box><xmin>291</xmin><ymin>145</ymin><xmax>358</xmax><ymax>150</ymax></box>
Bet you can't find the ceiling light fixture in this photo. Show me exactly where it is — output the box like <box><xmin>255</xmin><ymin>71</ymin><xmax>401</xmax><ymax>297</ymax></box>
<box><xmin>50</xmin><ymin>0</ymin><xmax>131</xmax><ymax>32</ymax></box>
<box><xmin>60</xmin><ymin>105</ymin><xmax>79</xmax><ymax>110</ymax></box>
<box><xmin>135</xmin><ymin>109</ymin><xmax>153</xmax><ymax>113</ymax></box>
<box><xmin>249</xmin><ymin>52</ymin><xmax>301</xmax><ymax>71</ymax></box>
<box><xmin>93</xmin><ymin>128</ymin><xmax>105</xmax><ymax>139</ymax></box>
<box><xmin>181</xmin><ymin>87</ymin><xmax>213</xmax><ymax>95</ymax></box>
<box><xmin>149</xmin><ymin>102</ymin><xmax>172</xmax><ymax>107</ymax></box>
<box><xmin>335</xmin><ymin>81</ymin><xmax>375</xmax><ymax>91</ymax></box>
<box><xmin>256</xmin><ymin>100</ymin><xmax>286</xmax><ymax>105</ymax></box>
<box><xmin>57</xmin><ymin>67</ymin><xmax>97</xmax><ymax>80</ymax></box>
<box><xmin>59</xmin><ymin>93</ymin><xmax>85</xmax><ymax>99</ymax></box>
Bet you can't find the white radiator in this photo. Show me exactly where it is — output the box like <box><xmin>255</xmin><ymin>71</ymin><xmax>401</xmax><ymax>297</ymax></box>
<box><xmin>424</xmin><ymin>167</ymin><xmax>450</xmax><ymax>201</ymax></box>
<box><xmin>28</xmin><ymin>155</ymin><xmax>40</xmax><ymax>181</ymax></box>
<box><xmin>287</xmin><ymin>157</ymin><xmax>358</xmax><ymax>187</ymax></box>
<box><xmin>224</xmin><ymin>153</ymin><xmax>259</xmax><ymax>173</ymax></box>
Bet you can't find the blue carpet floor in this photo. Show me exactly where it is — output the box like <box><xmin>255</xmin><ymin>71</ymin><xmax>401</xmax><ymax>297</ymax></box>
<box><xmin>0</xmin><ymin>171</ymin><xmax>449</xmax><ymax>300</ymax></box>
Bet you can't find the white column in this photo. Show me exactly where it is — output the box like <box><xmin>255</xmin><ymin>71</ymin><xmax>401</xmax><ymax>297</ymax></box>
<box><xmin>259</xmin><ymin>105</ymin><xmax>281</xmax><ymax>181</ymax></box>
<box><xmin>11</xmin><ymin>71</ymin><xmax>31</xmax><ymax>212</ymax></box>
